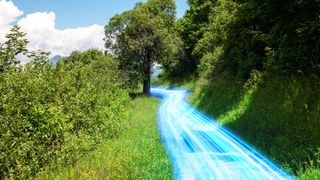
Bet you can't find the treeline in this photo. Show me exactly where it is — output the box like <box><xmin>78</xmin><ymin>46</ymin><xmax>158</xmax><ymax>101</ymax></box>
<box><xmin>0</xmin><ymin>26</ymin><xmax>130</xmax><ymax>178</ymax></box>
<box><xmin>165</xmin><ymin>0</ymin><xmax>320</xmax><ymax>78</ymax></box>
<box><xmin>160</xmin><ymin>0</ymin><xmax>320</xmax><ymax>177</ymax></box>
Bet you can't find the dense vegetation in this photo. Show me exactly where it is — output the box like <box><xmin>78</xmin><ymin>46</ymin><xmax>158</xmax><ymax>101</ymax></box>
<box><xmin>159</xmin><ymin>0</ymin><xmax>320</xmax><ymax>177</ymax></box>
<box><xmin>42</xmin><ymin>97</ymin><xmax>172</xmax><ymax>179</ymax></box>
<box><xmin>1</xmin><ymin>0</ymin><xmax>319</xmax><ymax>178</ymax></box>
<box><xmin>167</xmin><ymin>0</ymin><xmax>320</xmax><ymax>78</ymax></box>
<box><xmin>0</xmin><ymin>26</ymin><xmax>129</xmax><ymax>178</ymax></box>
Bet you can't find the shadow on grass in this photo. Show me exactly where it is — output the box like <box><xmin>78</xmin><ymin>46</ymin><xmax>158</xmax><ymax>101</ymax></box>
<box><xmin>190</xmin><ymin>76</ymin><xmax>245</xmax><ymax>119</ymax></box>
<box><xmin>129</xmin><ymin>92</ymin><xmax>146</xmax><ymax>99</ymax></box>
<box><xmin>152</xmin><ymin>74</ymin><xmax>196</xmax><ymax>90</ymax></box>
<box><xmin>191</xmin><ymin>74</ymin><xmax>320</xmax><ymax>175</ymax></box>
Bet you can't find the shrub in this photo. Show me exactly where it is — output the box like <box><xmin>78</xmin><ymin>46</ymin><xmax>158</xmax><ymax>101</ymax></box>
<box><xmin>0</xmin><ymin>50</ymin><xmax>130</xmax><ymax>178</ymax></box>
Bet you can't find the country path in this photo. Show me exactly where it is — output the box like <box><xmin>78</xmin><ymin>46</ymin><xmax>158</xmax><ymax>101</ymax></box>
<box><xmin>150</xmin><ymin>87</ymin><xmax>294</xmax><ymax>180</ymax></box>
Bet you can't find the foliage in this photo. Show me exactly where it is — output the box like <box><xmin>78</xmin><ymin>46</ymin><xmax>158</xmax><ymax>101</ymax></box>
<box><xmin>167</xmin><ymin>0</ymin><xmax>216</xmax><ymax>77</ymax></box>
<box><xmin>195</xmin><ymin>0</ymin><xmax>320</xmax><ymax>78</ymax></box>
<box><xmin>241</xmin><ymin>0</ymin><xmax>320</xmax><ymax>75</ymax></box>
<box><xmin>0</xmin><ymin>27</ymin><xmax>129</xmax><ymax>178</ymax></box>
<box><xmin>0</xmin><ymin>25</ymin><xmax>28</xmax><ymax>71</ymax></box>
<box><xmin>105</xmin><ymin>0</ymin><xmax>180</xmax><ymax>94</ymax></box>
<box><xmin>190</xmin><ymin>73</ymin><xmax>320</xmax><ymax>178</ymax></box>
<box><xmin>166</xmin><ymin>0</ymin><xmax>320</xmax><ymax>79</ymax></box>
<box><xmin>299</xmin><ymin>167</ymin><xmax>320</xmax><ymax>180</ymax></box>
<box><xmin>41</xmin><ymin>97</ymin><xmax>172</xmax><ymax>179</ymax></box>
<box><xmin>0</xmin><ymin>25</ymin><xmax>50</xmax><ymax>72</ymax></box>
<box><xmin>163</xmin><ymin>0</ymin><xmax>320</xmax><ymax>177</ymax></box>
<box><xmin>182</xmin><ymin>0</ymin><xmax>320</xmax><ymax>177</ymax></box>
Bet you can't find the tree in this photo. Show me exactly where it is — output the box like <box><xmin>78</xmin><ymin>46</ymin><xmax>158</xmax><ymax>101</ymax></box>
<box><xmin>173</xmin><ymin>0</ymin><xmax>216</xmax><ymax>76</ymax></box>
<box><xmin>105</xmin><ymin>0</ymin><xmax>179</xmax><ymax>94</ymax></box>
<box><xmin>0</xmin><ymin>25</ymin><xmax>29</xmax><ymax>71</ymax></box>
<box><xmin>195</xmin><ymin>0</ymin><xmax>320</xmax><ymax>78</ymax></box>
<box><xmin>0</xmin><ymin>25</ymin><xmax>50</xmax><ymax>72</ymax></box>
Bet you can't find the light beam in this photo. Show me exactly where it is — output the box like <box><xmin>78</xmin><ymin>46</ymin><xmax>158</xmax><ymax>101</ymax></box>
<box><xmin>151</xmin><ymin>87</ymin><xmax>295</xmax><ymax>180</ymax></box>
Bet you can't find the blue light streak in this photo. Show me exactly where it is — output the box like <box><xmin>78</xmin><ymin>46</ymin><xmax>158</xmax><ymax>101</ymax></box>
<box><xmin>150</xmin><ymin>87</ymin><xmax>295</xmax><ymax>180</ymax></box>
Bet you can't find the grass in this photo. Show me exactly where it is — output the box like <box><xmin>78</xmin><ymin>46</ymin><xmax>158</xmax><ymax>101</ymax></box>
<box><xmin>189</xmin><ymin>74</ymin><xmax>320</xmax><ymax>178</ymax></box>
<box><xmin>189</xmin><ymin>77</ymin><xmax>244</xmax><ymax>121</ymax></box>
<box><xmin>39</xmin><ymin>97</ymin><xmax>173</xmax><ymax>179</ymax></box>
<box><xmin>300</xmin><ymin>168</ymin><xmax>320</xmax><ymax>180</ymax></box>
<box><xmin>152</xmin><ymin>75</ymin><xmax>196</xmax><ymax>90</ymax></box>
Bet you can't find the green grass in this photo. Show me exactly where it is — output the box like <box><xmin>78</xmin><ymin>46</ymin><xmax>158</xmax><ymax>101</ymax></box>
<box><xmin>152</xmin><ymin>76</ymin><xmax>196</xmax><ymax>90</ymax></box>
<box><xmin>189</xmin><ymin>77</ymin><xmax>244</xmax><ymax>120</ymax></box>
<box><xmin>300</xmin><ymin>168</ymin><xmax>320</xmax><ymax>180</ymax></box>
<box><xmin>189</xmin><ymin>74</ymin><xmax>320</xmax><ymax>178</ymax></box>
<box><xmin>39</xmin><ymin>97</ymin><xmax>173</xmax><ymax>179</ymax></box>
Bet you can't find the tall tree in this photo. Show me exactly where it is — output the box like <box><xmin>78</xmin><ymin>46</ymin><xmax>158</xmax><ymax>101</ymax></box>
<box><xmin>105</xmin><ymin>0</ymin><xmax>179</xmax><ymax>94</ymax></box>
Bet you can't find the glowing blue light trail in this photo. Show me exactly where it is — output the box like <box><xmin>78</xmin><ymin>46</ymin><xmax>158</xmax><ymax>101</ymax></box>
<box><xmin>150</xmin><ymin>87</ymin><xmax>294</xmax><ymax>180</ymax></box>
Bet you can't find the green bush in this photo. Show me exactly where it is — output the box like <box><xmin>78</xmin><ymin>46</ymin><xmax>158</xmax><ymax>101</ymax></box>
<box><xmin>0</xmin><ymin>50</ymin><xmax>130</xmax><ymax>178</ymax></box>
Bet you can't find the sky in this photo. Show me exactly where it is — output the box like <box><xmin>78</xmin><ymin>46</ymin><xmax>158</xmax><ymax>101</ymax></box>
<box><xmin>0</xmin><ymin>0</ymin><xmax>189</xmax><ymax>58</ymax></box>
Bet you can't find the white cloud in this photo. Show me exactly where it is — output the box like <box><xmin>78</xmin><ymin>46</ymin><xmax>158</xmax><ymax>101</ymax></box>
<box><xmin>0</xmin><ymin>0</ymin><xmax>105</xmax><ymax>58</ymax></box>
<box><xmin>0</xmin><ymin>0</ymin><xmax>23</xmax><ymax>42</ymax></box>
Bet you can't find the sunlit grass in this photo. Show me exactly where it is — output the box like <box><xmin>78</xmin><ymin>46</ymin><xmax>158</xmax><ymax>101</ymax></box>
<box><xmin>152</xmin><ymin>76</ymin><xmax>196</xmax><ymax>90</ymax></box>
<box><xmin>40</xmin><ymin>97</ymin><xmax>172</xmax><ymax>179</ymax></box>
<box><xmin>158</xmin><ymin>72</ymin><xmax>319</xmax><ymax>179</ymax></box>
<box><xmin>299</xmin><ymin>168</ymin><xmax>320</xmax><ymax>180</ymax></box>
<box><xmin>189</xmin><ymin>74</ymin><xmax>320</xmax><ymax>179</ymax></box>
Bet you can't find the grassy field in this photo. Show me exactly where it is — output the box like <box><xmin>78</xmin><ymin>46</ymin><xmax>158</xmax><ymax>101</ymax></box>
<box><xmin>189</xmin><ymin>74</ymin><xmax>320</xmax><ymax>179</ymax></box>
<box><xmin>40</xmin><ymin>97</ymin><xmax>172</xmax><ymax>179</ymax></box>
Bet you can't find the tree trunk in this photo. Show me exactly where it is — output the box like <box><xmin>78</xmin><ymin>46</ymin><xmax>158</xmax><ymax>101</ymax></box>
<box><xmin>143</xmin><ymin>78</ymin><xmax>150</xmax><ymax>95</ymax></box>
<box><xmin>143</xmin><ymin>63</ymin><xmax>151</xmax><ymax>95</ymax></box>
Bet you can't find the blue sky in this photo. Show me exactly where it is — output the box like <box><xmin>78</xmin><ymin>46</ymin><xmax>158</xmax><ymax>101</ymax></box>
<box><xmin>0</xmin><ymin>0</ymin><xmax>189</xmax><ymax>58</ymax></box>
<box><xmin>11</xmin><ymin>0</ymin><xmax>189</xmax><ymax>29</ymax></box>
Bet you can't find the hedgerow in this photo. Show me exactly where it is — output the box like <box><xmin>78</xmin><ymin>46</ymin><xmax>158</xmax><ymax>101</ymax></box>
<box><xmin>0</xmin><ymin>26</ymin><xmax>130</xmax><ymax>178</ymax></box>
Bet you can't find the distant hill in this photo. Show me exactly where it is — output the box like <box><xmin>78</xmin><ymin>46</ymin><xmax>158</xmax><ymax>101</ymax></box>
<box><xmin>50</xmin><ymin>55</ymin><xmax>62</xmax><ymax>64</ymax></box>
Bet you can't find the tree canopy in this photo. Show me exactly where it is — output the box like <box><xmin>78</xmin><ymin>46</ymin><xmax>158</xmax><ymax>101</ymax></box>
<box><xmin>105</xmin><ymin>0</ymin><xmax>180</xmax><ymax>94</ymax></box>
<box><xmin>0</xmin><ymin>26</ymin><xmax>50</xmax><ymax>72</ymax></box>
<box><xmin>164</xmin><ymin>0</ymin><xmax>320</xmax><ymax>79</ymax></box>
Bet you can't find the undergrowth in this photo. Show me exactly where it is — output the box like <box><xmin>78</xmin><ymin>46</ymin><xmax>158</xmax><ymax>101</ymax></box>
<box><xmin>40</xmin><ymin>97</ymin><xmax>173</xmax><ymax>179</ymax></box>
